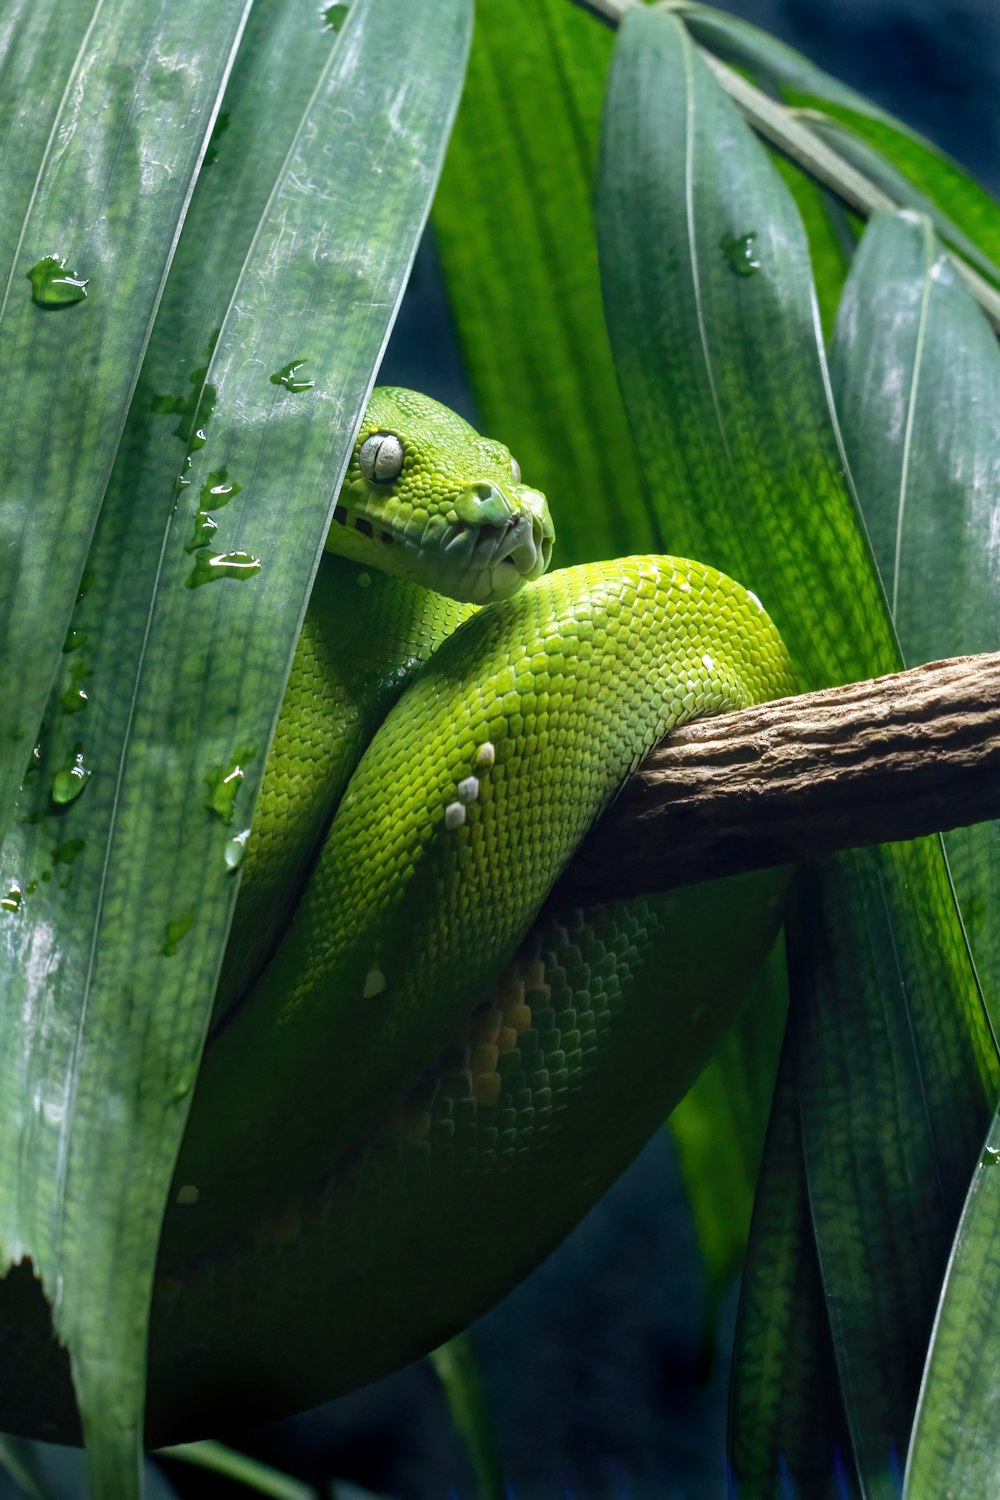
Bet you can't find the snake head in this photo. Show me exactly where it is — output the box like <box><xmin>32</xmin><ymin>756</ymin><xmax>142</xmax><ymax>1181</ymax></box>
<box><xmin>328</xmin><ymin>387</ymin><xmax>555</xmax><ymax>604</ymax></box>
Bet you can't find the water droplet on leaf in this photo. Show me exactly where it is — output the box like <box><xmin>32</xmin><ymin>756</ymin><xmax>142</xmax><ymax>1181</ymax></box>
<box><xmin>720</xmin><ymin>231</ymin><xmax>761</xmax><ymax>277</ymax></box>
<box><xmin>185</xmin><ymin>550</ymin><xmax>262</xmax><ymax>588</ymax></box>
<box><xmin>53</xmin><ymin>839</ymin><xmax>85</xmax><ymax>866</ymax></box>
<box><xmin>1</xmin><ymin>884</ymin><xmax>22</xmax><ymax>912</ymax></box>
<box><xmin>185</xmin><ymin>467</ymin><xmax>241</xmax><ymax>551</ymax></box>
<box><xmin>27</xmin><ymin>255</ymin><xmax>89</xmax><ymax>307</ymax></box>
<box><xmin>270</xmin><ymin>359</ymin><xmax>314</xmax><ymax>392</ymax></box>
<box><xmin>51</xmin><ymin>749</ymin><xmax>92</xmax><ymax>805</ymax></box>
<box><xmin>60</xmin><ymin>684</ymin><xmax>88</xmax><ymax>714</ymax></box>
<box><xmin>163</xmin><ymin>910</ymin><xmax>195</xmax><ymax>957</ymax></box>
<box><xmin>204</xmin><ymin>746</ymin><xmax>256</xmax><ymax>824</ymax></box>
<box><xmin>322</xmin><ymin>3</ymin><xmax>350</xmax><ymax>30</ymax></box>
<box><xmin>224</xmin><ymin>828</ymin><xmax>251</xmax><ymax>869</ymax></box>
<box><xmin>63</xmin><ymin>629</ymin><xmax>88</xmax><ymax>653</ymax></box>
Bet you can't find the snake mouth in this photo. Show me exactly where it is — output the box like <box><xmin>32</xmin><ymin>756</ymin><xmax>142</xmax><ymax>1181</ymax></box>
<box><xmin>331</xmin><ymin>489</ymin><xmax>554</xmax><ymax>604</ymax></box>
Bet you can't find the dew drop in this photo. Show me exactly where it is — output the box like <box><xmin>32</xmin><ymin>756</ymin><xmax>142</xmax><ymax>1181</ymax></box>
<box><xmin>171</xmin><ymin>1073</ymin><xmax>195</xmax><ymax>1102</ymax></box>
<box><xmin>163</xmin><ymin>910</ymin><xmax>195</xmax><ymax>957</ymax></box>
<box><xmin>720</xmin><ymin>230</ymin><xmax>761</xmax><ymax>277</ymax></box>
<box><xmin>185</xmin><ymin>513</ymin><xmax>218</xmax><ymax>553</ymax></box>
<box><xmin>204</xmin><ymin>746</ymin><xmax>256</xmax><ymax>824</ymax></box>
<box><xmin>60</xmin><ymin>684</ymin><xmax>88</xmax><ymax>714</ymax></box>
<box><xmin>63</xmin><ymin>629</ymin><xmax>88</xmax><ymax>653</ymax></box>
<box><xmin>224</xmin><ymin>827</ymin><xmax>251</xmax><ymax>869</ymax></box>
<box><xmin>1</xmin><ymin>884</ymin><xmax>22</xmax><ymax>912</ymax></box>
<box><xmin>27</xmin><ymin>255</ymin><xmax>89</xmax><ymax>307</ymax></box>
<box><xmin>185</xmin><ymin>550</ymin><xmax>262</xmax><ymax>588</ymax></box>
<box><xmin>51</xmin><ymin>750</ymin><xmax>92</xmax><ymax>805</ymax></box>
<box><xmin>322</xmin><ymin>3</ymin><xmax>350</xmax><ymax>30</ymax></box>
<box><xmin>980</xmin><ymin>1144</ymin><xmax>1000</xmax><ymax>1167</ymax></box>
<box><xmin>185</xmin><ymin>468</ymin><xmax>241</xmax><ymax>551</ymax></box>
<box><xmin>270</xmin><ymin>359</ymin><xmax>314</xmax><ymax>392</ymax></box>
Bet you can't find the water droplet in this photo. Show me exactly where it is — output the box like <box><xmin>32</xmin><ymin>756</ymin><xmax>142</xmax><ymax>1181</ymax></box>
<box><xmin>25</xmin><ymin>880</ymin><xmax>37</xmax><ymax>896</ymax></box>
<box><xmin>204</xmin><ymin>746</ymin><xmax>256</xmax><ymax>824</ymax></box>
<box><xmin>151</xmin><ymin>349</ymin><xmax>218</xmax><ymax>448</ymax></box>
<box><xmin>163</xmin><ymin>910</ymin><xmax>195</xmax><ymax>956</ymax></box>
<box><xmin>322</xmin><ymin>2</ymin><xmax>350</xmax><ymax>30</ymax></box>
<box><xmin>981</xmin><ymin>1144</ymin><xmax>1000</xmax><ymax>1167</ymax></box>
<box><xmin>224</xmin><ymin>827</ymin><xmax>251</xmax><ymax>869</ymax></box>
<box><xmin>53</xmin><ymin>839</ymin><xmax>85</xmax><ymax>866</ymax></box>
<box><xmin>185</xmin><ymin>550</ymin><xmax>262</xmax><ymax>588</ymax></box>
<box><xmin>185</xmin><ymin>513</ymin><xmax>218</xmax><ymax>552</ymax></box>
<box><xmin>60</xmin><ymin>684</ymin><xmax>88</xmax><ymax>714</ymax></box>
<box><xmin>176</xmin><ymin>1183</ymin><xmax>200</xmax><ymax>1205</ymax></box>
<box><xmin>185</xmin><ymin>468</ymin><xmax>241</xmax><ymax>551</ymax></box>
<box><xmin>63</xmin><ymin>629</ymin><xmax>88</xmax><ymax>653</ymax></box>
<box><xmin>27</xmin><ymin>255</ymin><xmax>89</xmax><ymax>307</ymax></box>
<box><xmin>720</xmin><ymin>231</ymin><xmax>761</xmax><ymax>277</ymax></box>
<box><xmin>171</xmin><ymin>1072</ymin><xmax>195</xmax><ymax>1102</ymax></box>
<box><xmin>1</xmin><ymin>884</ymin><xmax>22</xmax><ymax>912</ymax></box>
<box><xmin>51</xmin><ymin>749</ymin><xmax>92</xmax><ymax>805</ymax></box>
<box><xmin>270</xmin><ymin>359</ymin><xmax>315</xmax><ymax>392</ymax></box>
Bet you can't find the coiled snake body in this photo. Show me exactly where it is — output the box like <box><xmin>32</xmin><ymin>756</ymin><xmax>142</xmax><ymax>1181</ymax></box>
<box><xmin>0</xmin><ymin>389</ymin><xmax>796</xmax><ymax>1443</ymax></box>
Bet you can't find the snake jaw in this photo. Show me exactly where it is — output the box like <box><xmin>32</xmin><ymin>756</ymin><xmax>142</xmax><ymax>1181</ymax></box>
<box><xmin>330</xmin><ymin>479</ymin><xmax>554</xmax><ymax>603</ymax></box>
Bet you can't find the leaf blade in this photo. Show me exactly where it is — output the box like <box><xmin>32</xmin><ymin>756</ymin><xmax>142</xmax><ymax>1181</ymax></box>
<box><xmin>0</xmin><ymin>0</ymin><xmax>254</xmax><ymax>838</ymax></box>
<box><xmin>0</xmin><ymin>0</ymin><xmax>472</xmax><ymax>1487</ymax></box>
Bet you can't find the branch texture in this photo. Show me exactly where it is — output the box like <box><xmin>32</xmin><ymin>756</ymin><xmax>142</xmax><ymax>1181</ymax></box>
<box><xmin>556</xmin><ymin>651</ymin><xmax>1000</xmax><ymax>903</ymax></box>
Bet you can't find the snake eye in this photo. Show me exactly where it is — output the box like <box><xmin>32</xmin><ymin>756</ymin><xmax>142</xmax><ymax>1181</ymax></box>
<box><xmin>510</xmin><ymin>455</ymin><xmax>522</xmax><ymax>483</ymax></box>
<box><xmin>359</xmin><ymin>432</ymin><xmax>404</xmax><ymax>484</ymax></box>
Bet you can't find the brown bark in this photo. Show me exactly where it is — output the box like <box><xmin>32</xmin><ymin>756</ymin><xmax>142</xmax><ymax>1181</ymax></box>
<box><xmin>555</xmin><ymin>651</ymin><xmax>1000</xmax><ymax>904</ymax></box>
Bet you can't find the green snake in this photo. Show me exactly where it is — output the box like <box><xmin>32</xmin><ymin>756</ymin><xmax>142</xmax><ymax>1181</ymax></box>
<box><xmin>0</xmin><ymin>389</ymin><xmax>796</xmax><ymax>1444</ymax></box>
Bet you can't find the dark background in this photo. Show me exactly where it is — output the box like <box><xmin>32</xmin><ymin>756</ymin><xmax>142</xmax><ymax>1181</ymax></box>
<box><xmin>215</xmin><ymin>3</ymin><xmax>1000</xmax><ymax>1498</ymax></box>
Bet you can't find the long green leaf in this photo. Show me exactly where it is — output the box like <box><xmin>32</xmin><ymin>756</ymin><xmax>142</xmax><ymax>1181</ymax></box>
<box><xmin>905</xmin><ymin>1119</ymin><xmax>1000</xmax><ymax>1495</ymax></box>
<box><xmin>0</xmin><ymin>0</ymin><xmax>253</xmax><ymax>837</ymax></box>
<box><xmin>594</xmin><ymin>8</ymin><xmax>997</xmax><ymax>1488</ymax></box>
<box><xmin>668</xmin><ymin>937</ymin><xmax>787</xmax><ymax>1319</ymax></box>
<box><xmin>792</xmin><ymin>849</ymin><xmax>979</xmax><ymax>1495</ymax></box>
<box><xmin>828</xmin><ymin>207</ymin><xmax>1000</xmax><ymax>1497</ymax></box>
<box><xmin>0</xmin><ymin>0</ymin><xmax>471</xmax><ymax>1491</ymax></box>
<box><xmin>830</xmin><ymin>209</ymin><xmax>1000</xmax><ymax>1013</ymax></box>
<box><xmin>429</xmin><ymin>1334</ymin><xmax>504</xmax><ymax>1500</ymax></box>
<box><xmin>728</xmin><ymin>1044</ymin><xmax>860</xmax><ymax>1499</ymax></box>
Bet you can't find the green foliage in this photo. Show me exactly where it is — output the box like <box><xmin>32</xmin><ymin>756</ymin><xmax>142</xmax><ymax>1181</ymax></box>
<box><xmin>3</xmin><ymin>0</ymin><xmax>1000</xmax><ymax>1494</ymax></box>
<box><xmin>0</xmin><ymin>0</ymin><xmax>469</xmax><ymax>1492</ymax></box>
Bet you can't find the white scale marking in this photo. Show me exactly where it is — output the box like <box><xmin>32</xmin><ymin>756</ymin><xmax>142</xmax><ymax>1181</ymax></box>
<box><xmin>444</xmin><ymin>801</ymin><xmax>466</xmax><ymax>830</ymax></box>
<box><xmin>363</xmin><ymin>968</ymin><xmax>387</xmax><ymax>999</ymax></box>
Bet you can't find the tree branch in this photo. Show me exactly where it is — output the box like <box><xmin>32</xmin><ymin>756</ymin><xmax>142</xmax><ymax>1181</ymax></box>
<box><xmin>555</xmin><ymin>651</ymin><xmax>1000</xmax><ymax>904</ymax></box>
